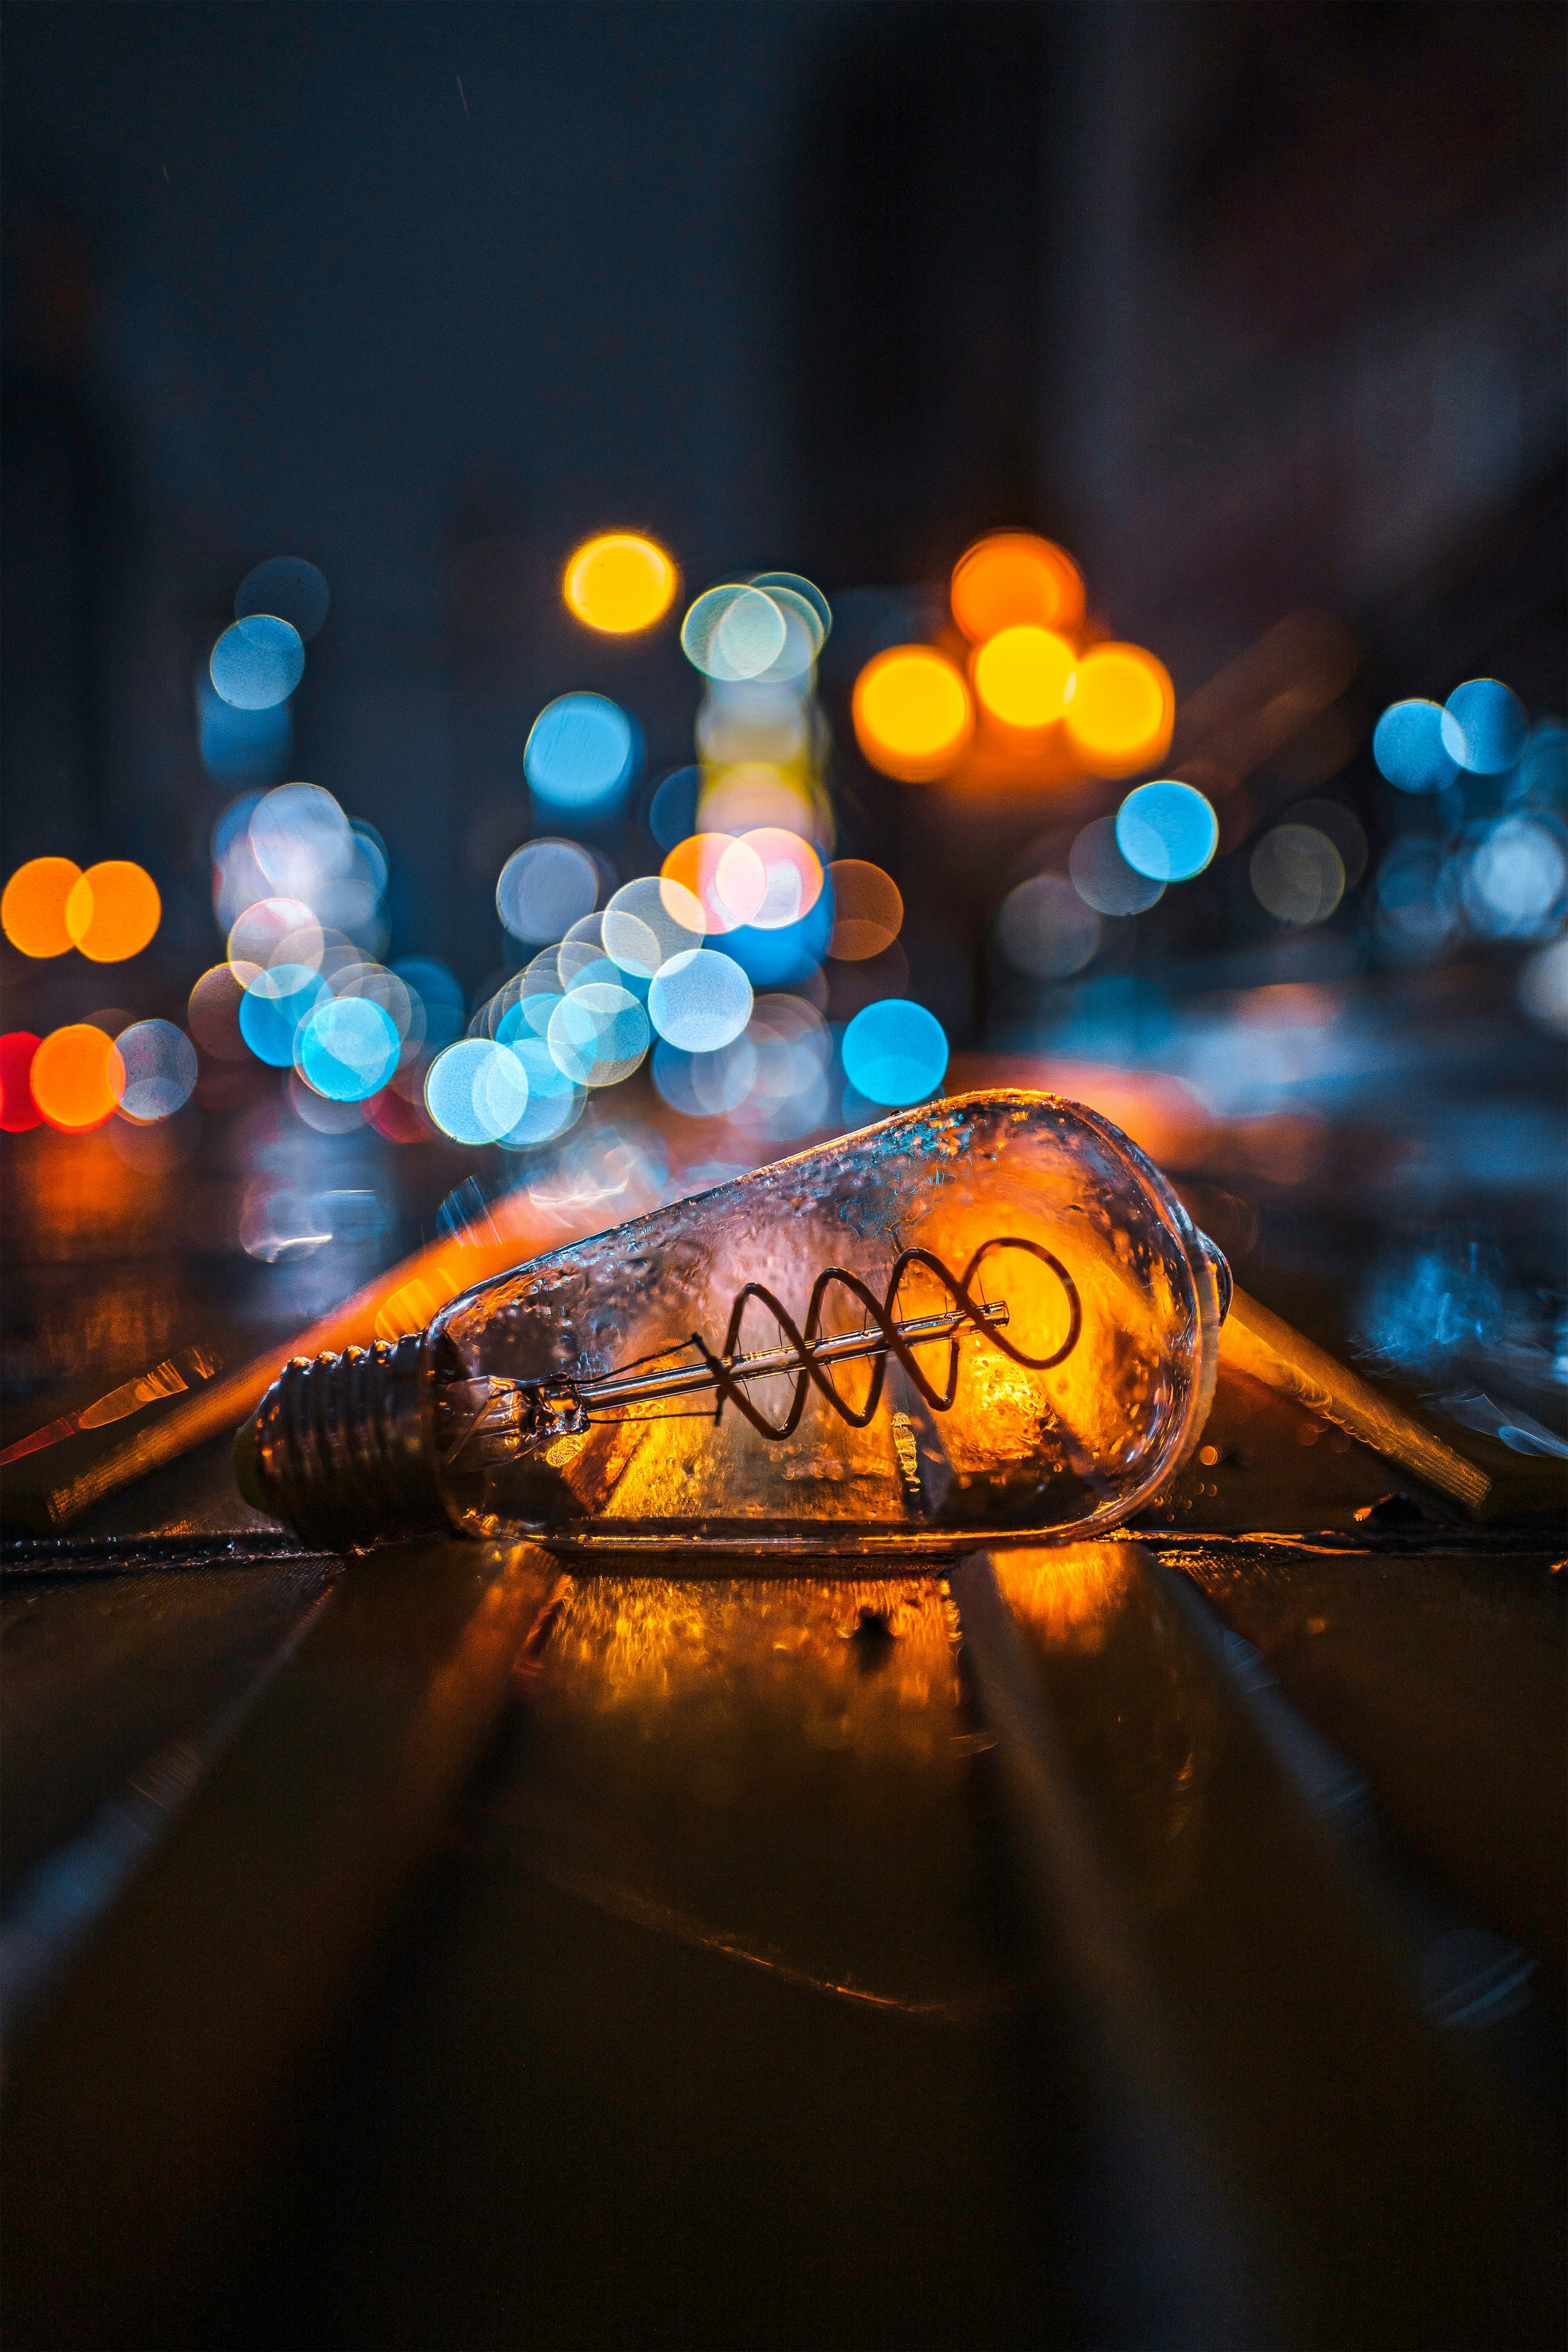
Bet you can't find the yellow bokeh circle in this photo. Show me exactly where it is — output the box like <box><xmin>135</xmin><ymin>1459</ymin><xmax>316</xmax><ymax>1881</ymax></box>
<box><xmin>563</xmin><ymin>533</ymin><xmax>678</xmax><ymax>634</ymax></box>
<box><xmin>973</xmin><ymin>626</ymin><xmax>1078</xmax><ymax>731</ymax></box>
<box><xmin>852</xmin><ymin>646</ymin><xmax>974</xmax><ymax>782</ymax></box>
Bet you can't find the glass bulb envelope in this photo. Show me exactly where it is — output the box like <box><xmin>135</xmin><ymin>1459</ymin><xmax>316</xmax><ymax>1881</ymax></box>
<box><xmin>244</xmin><ymin>1091</ymin><xmax>1229</xmax><ymax>1557</ymax></box>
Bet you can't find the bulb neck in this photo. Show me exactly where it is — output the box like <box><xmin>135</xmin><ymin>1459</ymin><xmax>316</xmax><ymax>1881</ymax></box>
<box><xmin>237</xmin><ymin>1334</ymin><xmax>450</xmax><ymax>1552</ymax></box>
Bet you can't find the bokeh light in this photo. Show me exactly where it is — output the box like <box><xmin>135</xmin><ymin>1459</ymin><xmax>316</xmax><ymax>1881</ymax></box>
<box><xmin>1441</xmin><ymin>678</ymin><xmax>1529</xmax><ymax>775</ymax></box>
<box><xmin>827</xmin><ymin>860</ymin><xmax>903</xmax><ymax>959</ymax></box>
<box><xmin>496</xmin><ymin>837</ymin><xmax>599</xmax><ymax>942</ymax></box>
<box><xmin>852</xmin><ymin>645</ymin><xmax>973</xmax><ymax>781</ymax></box>
<box><xmin>2</xmin><ymin>858</ymin><xmax>82</xmax><ymax>958</ymax></box>
<box><xmin>296</xmin><ymin>995</ymin><xmax>401</xmax><ymax>1101</ymax></box>
<box><xmin>229</xmin><ymin>895</ymin><xmax>323</xmax><ymax>973</ymax></box>
<box><xmin>235</xmin><ymin>556</ymin><xmax>330</xmax><ymax>641</ymax></box>
<box><xmin>1372</xmin><ymin>699</ymin><xmax>1457</xmax><ymax>794</ymax></box>
<box><xmin>950</xmin><ymin>532</ymin><xmax>1085</xmax><ymax>642</ymax></box>
<box><xmin>393</xmin><ymin>958</ymin><xmax>466</xmax><ymax>1050</ymax></box>
<box><xmin>113</xmin><ymin>1020</ymin><xmax>198</xmax><ymax>1120</ymax></box>
<box><xmin>660</xmin><ymin>832</ymin><xmax>763</xmax><ymax>934</ymax></box>
<box><xmin>744</xmin><ymin>828</ymin><xmax>824</xmax><ymax>929</ymax></box>
<box><xmin>187</xmin><ymin>964</ymin><xmax>250</xmax><ymax>1059</ymax></box>
<box><xmin>1116</xmin><ymin>780</ymin><xmax>1218</xmax><ymax>881</ymax></box>
<box><xmin>210</xmin><ymin>614</ymin><xmax>305</xmax><ymax>710</ymax></box>
<box><xmin>563</xmin><ymin>533</ymin><xmax>677</xmax><ymax>634</ymax></box>
<box><xmin>524</xmin><ymin>693</ymin><xmax>637</xmax><ymax>811</ymax></box>
<box><xmin>652</xmin><ymin>1035</ymin><xmax>759</xmax><ymax>1119</ymax></box>
<box><xmin>1375</xmin><ymin>839</ymin><xmax>1456</xmax><ymax>955</ymax></box>
<box><xmin>648</xmin><ymin>949</ymin><xmax>753</xmax><ymax>1051</ymax></box>
<box><xmin>648</xmin><ymin>766</ymin><xmax>701</xmax><ymax>850</ymax></box>
<box><xmin>29</xmin><ymin>1024</ymin><xmax>126</xmax><ymax>1131</ymax></box>
<box><xmin>682</xmin><ymin>584</ymin><xmax>788</xmax><ymax>682</ymax></box>
<box><xmin>1462</xmin><ymin>815</ymin><xmax>1567</xmax><ymax>936</ymax></box>
<box><xmin>548</xmin><ymin>983</ymin><xmax>652</xmax><ymax>1086</ymax></box>
<box><xmin>64</xmin><ymin>860</ymin><xmax>162</xmax><ymax>962</ymax></box>
<box><xmin>841</xmin><ymin>999</ymin><xmax>948</xmax><ymax>1107</ymax></box>
<box><xmin>1069</xmin><ymin>817</ymin><xmax>1164</xmax><ymax>915</ymax></box>
<box><xmin>495</xmin><ymin>1035</ymin><xmax>583</xmax><ymax>1147</ymax></box>
<box><xmin>249</xmin><ymin>783</ymin><xmax>352</xmax><ymax>896</ymax></box>
<box><xmin>603</xmin><ymin>875</ymin><xmax>705</xmax><ymax>978</ymax></box>
<box><xmin>1518</xmin><ymin>938</ymin><xmax>1568</xmax><ymax>1037</ymax></box>
<box><xmin>1250</xmin><ymin>825</ymin><xmax>1346</xmax><ymax>926</ymax></box>
<box><xmin>997</xmin><ymin>874</ymin><xmax>1100</xmax><ymax>977</ymax></box>
<box><xmin>972</xmin><ymin>625</ymin><xmax>1076</xmax><ymax>730</ymax></box>
<box><xmin>238</xmin><ymin>963</ymin><xmax>325</xmax><ymax>1066</ymax></box>
<box><xmin>751</xmin><ymin>572</ymin><xmax>831</xmax><ymax>651</ymax></box>
<box><xmin>425</xmin><ymin>1038</ymin><xmax>529</xmax><ymax>1145</ymax></box>
<box><xmin>288</xmin><ymin>1072</ymin><xmax>365</xmax><ymax>1134</ymax></box>
<box><xmin>0</xmin><ymin>1033</ymin><xmax>42</xmax><ymax>1131</ymax></box>
<box><xmin>1284</xmin><ymin>798</ymin><xmax>1368</xmax><ymax>888</ymax></box>
<box><xmin>1064</xmin><ymin>644</ymin><xmax>1174</xmax><ymax>775</ymax></box>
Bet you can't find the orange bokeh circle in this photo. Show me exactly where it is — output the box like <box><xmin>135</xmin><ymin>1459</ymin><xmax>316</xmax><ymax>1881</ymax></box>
<box><xmin>951</xmin><ymin>533</ymin><xmax>1085</xmax><ymax>643</ymax></box>
<box><xmin>852</xmin><ymin>646</ymin><xmax>973</xmax><ymax>782</ymax></box>
<box><xmin>29</xmin><ymin>1024</ymin><xmax>126</xmax><ymax>1131</ymax></box>
<box><xmin>65</xmin><ymin>862</ymin><xmax>162</xmax><ymax>962</ymax></box>
<box><xmin>2</xmin><ymin>858</ymin><xmax>83</xmax><ymax>958</ymax></box>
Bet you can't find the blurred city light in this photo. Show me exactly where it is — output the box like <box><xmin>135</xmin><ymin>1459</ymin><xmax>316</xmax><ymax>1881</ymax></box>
<box><xmin>563</xmin><ymin>532</ymin><xmax>677</xmax><ymax>634</ymax></box>
<box><xmin>65</xmin><ymin>862</ymin><xmax>161</xmax><ymax>962</ymax></box>
<box><xmin>660</xmin><ymin>832</ymin><xmax>763</xmax><ymax>933</ymax></box>
<box><xmin>113</xmin><ymin>1020</ymin><xmax>198</xmax><ymax>1121</ymax></box>
<box><xmin>524</xmin><ymin>692</ymin><xmax>638</xmax><ymax>811</ymax></box>
<box><xmin>1069</xmin><ymin>817</ymin><xmax>1164</xmax><ymax>915</ymax></box>
<box><xmin>950</xmin><ymin>532</ymin><xmax>1085</xmax><ymax>641</ymax></box>
<box><xmin>238</xmin><ymin>963</ymin><xmax>325</xmax><ymax>1065</ymax></box>
<box><xmin>425</xmin><ymin>1038</ymin><xmax>528</xmax><ymax>1145</ymax></box>
<box><xmin>972</xmin><ymin>625</ymin><xmax>1076</xmax><ymax>731</ymax></box>
<box><xmin>497</xmin><ymin>838</ymin><xmax>600</xmax><ymax>942</ymax></box>
<box><xmin>744</xmin><ymin>828</ymin><xmax>824</xmax><ymax>928</ymax></box>
<box><xmin>1518</xmin><ymin>938</ymin><xmax>1568</xmax><ymax>1036</ymax></box>
<box><xmin>1461</xmin><ymin>816</ymin><xmax>1567</xmax><ymax>937</ymax></box>
<box><xmin>852</xmin><ymin>645</ymin><xmax>973</xmax><ymax>780</ymax></box>
<box><xmin>841</xmin><ymin>999</ymin><xmax>948</xmax><ymax>1107</ymax></box>
<box><xmin>1065</xmin><ymin>645</ymin><xmax>1175</xmax><ymax>776</ymax></box>
<box><xmin>210</xmin><ymin>613</ymin><xmax>305</xmax><ymax>709</ymax></box>
<box><xmin>29</xmin><ymin>1024</ymin><xmax>126</xmax><ymax>1131</ymax></box>
<box><xmin>548</xmin><ymin>983</ymin><xmax>651</xmax><ymax>1085</ymax></box>
<box><xmin>826</xmin><ymin>860</ymin><xmax>903</xmax><ymax>959</ymax></box>
<box><xmin>235</xmin><ymin>556</ymin><xmax>330</xmax><ymax>640</ymax></box>
<box><xmin>0</xmin><ymin>1033</ymin><xmax>42</xmax><ymax>1131</ymax></box>
<box><xmin>198</xmin><ymin>670</ymin><xmax>292</xmax><ymax>786</ymax></box>
<box><xmin>1441</xmin><ymin>677</ymin><xmax>1529</xmax><ymax>775</ymax></box>
<box><xmin>187</xmin><ymin>964</ymin><xmax>250</xmax><ymax>1059</ymax></box>
<box><xmin>2</xmin><ymin>858</ymin><xmax>82</xmax><ymax>958</ymax></box>
<box><xmin>1372</xmin><ymin>698</ymin><xmax>1458</xmax><ymax>794</ymax></box>
<box><xmin>1116</xmin><ymin>780</ymin><xmax>1218</xmax><ymax>880</ymax></box>
<box><xmin>997</xmin><ymin>873</ymin><xmax>1100</xmax><ymax>977</ymax></box>
<box><xmin>648</xmin><ymin>949</ymin><xmax>753</xmax><ymax>1051</ymax></box>
<box><xmin>296</xmin><ymin>995</ymin><xmax>401</xmax><ymax>1101</ymax></box>
<box><xmin>1250</xmin><ymin>825</ymin><xmax>1346</xmax><ymax>926</ymax></box>
<box><xmin>682</xmin><ymin>584</ymin><xmax>788</xmax><ymax>682</ymax></box>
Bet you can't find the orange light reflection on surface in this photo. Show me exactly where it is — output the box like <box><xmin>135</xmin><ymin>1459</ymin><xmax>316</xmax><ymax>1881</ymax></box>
<box><xmin>951</xmin><ymin>533</ymin><xmax>1085</xmax><ymax>642</ymax></box>
<box><xmin>29</xmin><ymin>1024</ymin><xmax>126</xmax><ymax>1132</ymax></box>
<box><xmin>1064</xmin><ymin>644</ymin><xmax>1175</xmax><ymax>777</ymax></box>
<box><xmin>65</xmin><ymin>862</ymin><xmax>162</xmax><ymax>962</ymax></box>
<box><xmin>563</xmin><ymin>533</ymin><xmax>678</xmax><ymax>635</ymax></box>
<box><xmin>2</xmin><ymin>858</ymin><xmax>83</xmax><ymax>958</ymax></box>
<box><xmin>972</xmin><ymin>625</ymin><xmax>1077</xmax><ymax>732</ymax></box>
<box><xmin>852</xmin><ymin>647</ymin><xmax>973</xmax><ymax>782</ymax></box>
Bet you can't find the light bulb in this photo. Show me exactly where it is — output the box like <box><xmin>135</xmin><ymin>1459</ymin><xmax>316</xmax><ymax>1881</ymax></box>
<box><xmin>238</xmin><ymin>1089</ymin><xmax>1230</xmax><ymax>1556</ymax></box>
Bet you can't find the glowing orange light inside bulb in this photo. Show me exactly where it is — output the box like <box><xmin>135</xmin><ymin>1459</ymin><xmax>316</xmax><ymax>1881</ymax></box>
<box><xmin>951</xmin><ymin>533</ymin><xmax>1085</xmax><ymax>642</ymax></box>
<box><xmin>65</xmin><ymin>862</ymin><xmax>162</xmax><ymax>962</ymax></box>
<box><xmin>29</xmin><ymin>1023</ymin><xmax>125</xmax><ymax>1131</ymax></box>
<box><xmin>1063</xmin><ymin>643</ymin><xmax>1174</xmax><ymax>775</ymax></box>
<box><xmin>2</xmin><ymin>858</ymin><xmax>83</xmax><ymax>958</ymax></box>
<box><xmin>972</xmin><ymin>626</ymin><xmax>1078</xmax><ymax>731</ymax></box>
<box><xmin>563</xmin><ymin>533</ymin><xmax>678</xmax><ymax>634</ymax></box>
<box><xmin>852</xmin><ymin>646</ymin><xmax>974</xmax><ymax>782</ymax></box>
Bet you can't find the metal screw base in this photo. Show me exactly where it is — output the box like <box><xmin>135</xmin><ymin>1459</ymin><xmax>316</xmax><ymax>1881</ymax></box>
<box><xmin>240</xmin><ymin>1335</ymin><xmax>450</xmax><ymax>1552</ymax></box>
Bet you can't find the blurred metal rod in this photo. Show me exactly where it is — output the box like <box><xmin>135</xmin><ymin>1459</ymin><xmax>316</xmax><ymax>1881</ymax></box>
<box><xmin>1222</xmin><ymin>1286</ymin><xmax>1489</xmax><ymax>1511</ymax></box>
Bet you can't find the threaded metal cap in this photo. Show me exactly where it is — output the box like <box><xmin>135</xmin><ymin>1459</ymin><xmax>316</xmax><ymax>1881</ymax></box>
<box><xmin>237</xmin><ymin>1334</ymin><xmax>451</xmax><ymax>1552</ymax></box>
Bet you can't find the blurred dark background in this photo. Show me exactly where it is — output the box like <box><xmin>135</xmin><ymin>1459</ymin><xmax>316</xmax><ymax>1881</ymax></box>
<box><xmin>2</xmin><ymin>0</ymin><xmax>1565</xmax><ymax>1448</ymax></box>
